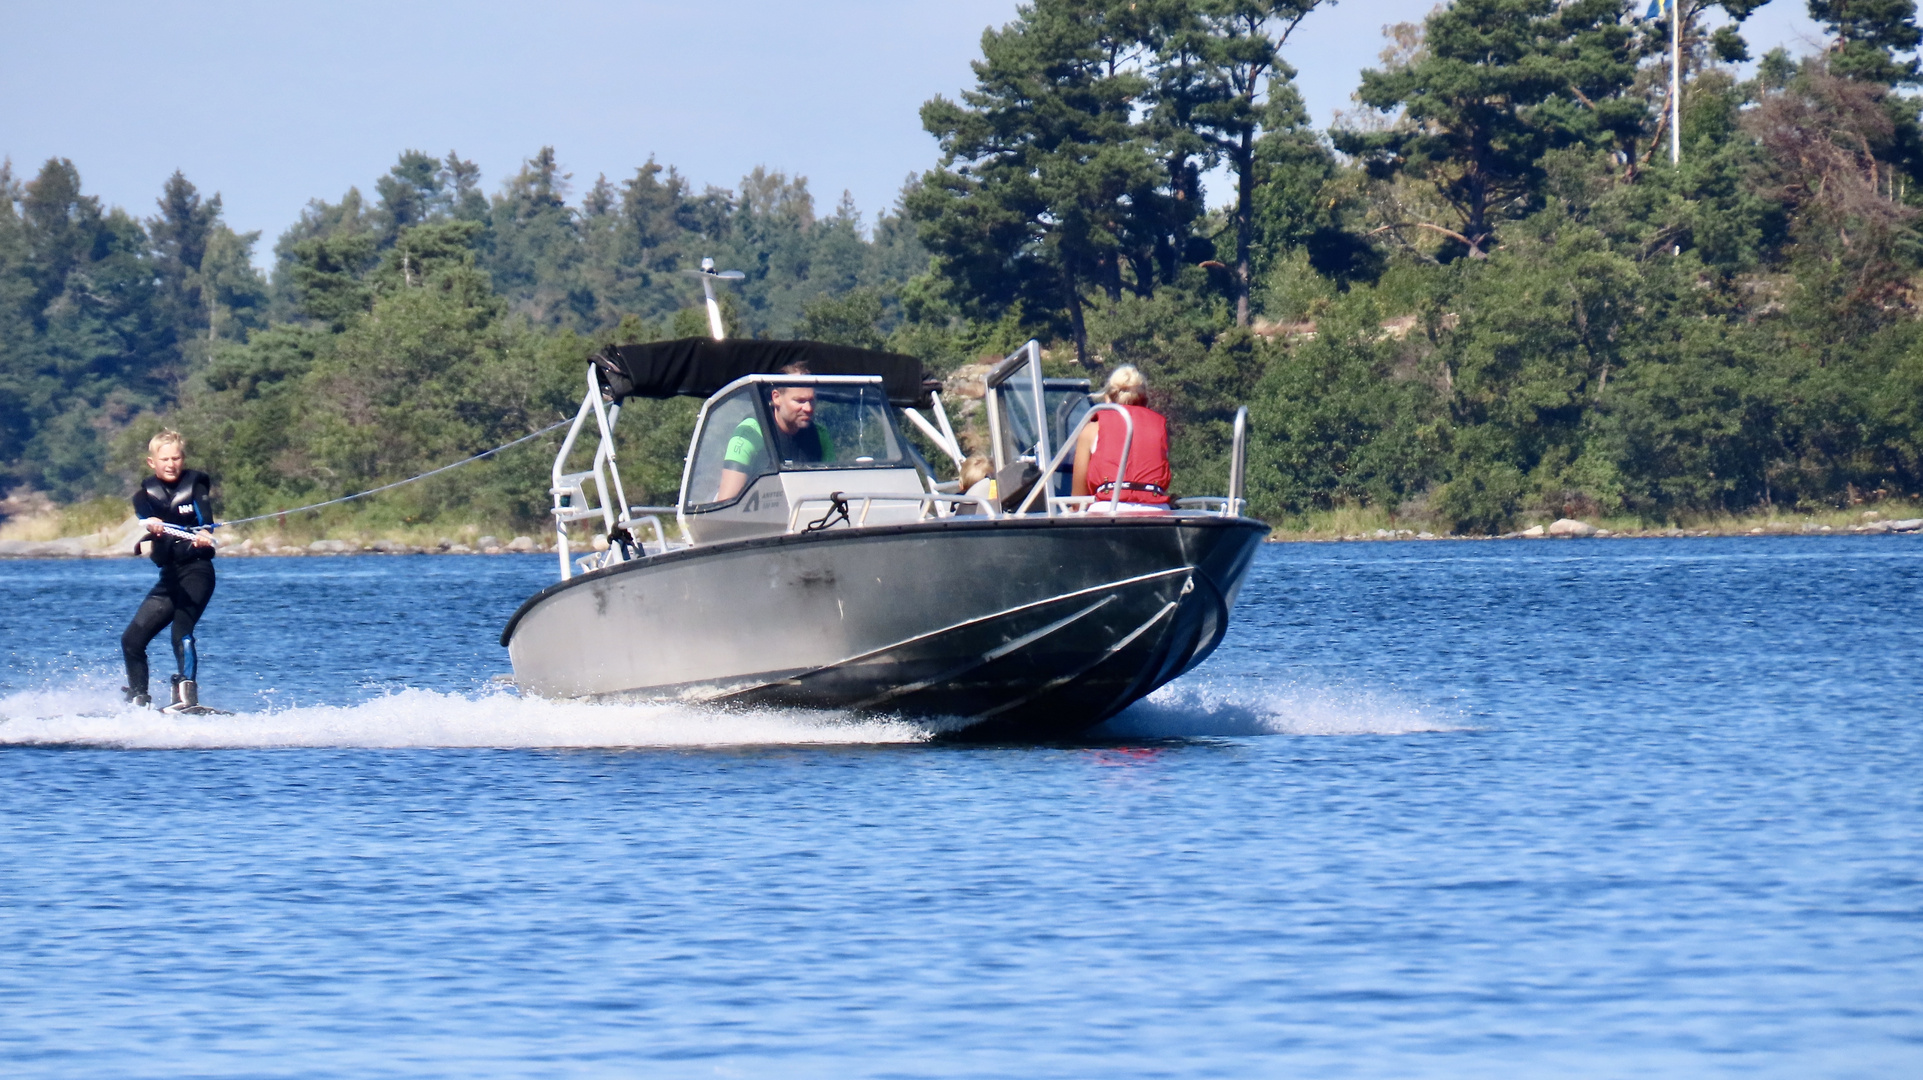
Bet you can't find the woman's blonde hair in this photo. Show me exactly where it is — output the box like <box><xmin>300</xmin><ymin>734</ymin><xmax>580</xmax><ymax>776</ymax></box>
<box><xmin>148</xmin><ymin>429</ymin><xmax>186</xmax><ymax>455</ymax></box>
<box><xmin>1102</xmin><ymin>365</ymin><xmax>1148</xmax><ymax>407</ymax></box>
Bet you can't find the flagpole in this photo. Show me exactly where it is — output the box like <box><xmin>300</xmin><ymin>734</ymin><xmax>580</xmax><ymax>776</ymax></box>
<box><xmin>1670</xmin><ymin>0</ymin><xmax>1682</xmax><ymax>165</ymax></box>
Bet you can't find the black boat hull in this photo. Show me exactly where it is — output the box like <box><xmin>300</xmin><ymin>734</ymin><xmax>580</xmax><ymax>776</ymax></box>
<box><xmin>502</xmin><ymin>514</ymin><xmax>1269</xmax><ymax>739</ymax></box>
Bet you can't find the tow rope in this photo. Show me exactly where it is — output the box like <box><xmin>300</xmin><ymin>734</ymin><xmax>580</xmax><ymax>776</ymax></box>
<box><xmin>203</xmin><ymin>419</ymin><xmax>571</xmax><ymax>529</ymax></box>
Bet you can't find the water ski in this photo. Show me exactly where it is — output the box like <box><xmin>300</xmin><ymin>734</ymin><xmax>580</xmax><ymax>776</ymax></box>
<box><xmin>163</xmin><ymin>704</ymin><xmax>233</xmax><ymax>716</ymax></box>
<box><xmin>160</xmin><ymin>678</ymin><xmax>230</xmax><ymax>715</ymax></box>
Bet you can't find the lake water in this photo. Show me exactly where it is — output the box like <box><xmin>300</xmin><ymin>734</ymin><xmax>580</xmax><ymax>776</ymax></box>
<box><xmin>1</xmin><ymin>539</ymin><xmax>1919</xmax><ymax>1078</ymax></box>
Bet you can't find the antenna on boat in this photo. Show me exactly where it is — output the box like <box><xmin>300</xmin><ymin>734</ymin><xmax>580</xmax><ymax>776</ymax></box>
<box><xmin>686</xmin><ymin>257</ymin><xmax>746</xmax><ymax>340</ymax></box>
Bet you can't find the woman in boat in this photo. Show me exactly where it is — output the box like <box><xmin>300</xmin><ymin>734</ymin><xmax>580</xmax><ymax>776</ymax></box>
<box><xmin>1070</xmin><ymin>365</ymin><xmax>1172</xmax><ymax>512</ymax></box>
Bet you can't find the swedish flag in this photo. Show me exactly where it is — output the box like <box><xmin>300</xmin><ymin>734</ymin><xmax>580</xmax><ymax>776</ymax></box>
<box><xmin>1643</xmin><ymin>0</ymin><xmax>1674</xmax><ymax>17</ymax></box>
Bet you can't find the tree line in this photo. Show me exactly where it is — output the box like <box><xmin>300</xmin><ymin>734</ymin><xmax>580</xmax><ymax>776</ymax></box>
<box><xmin>4</xmin><ymin>0</ymin><xmax>1923</xmax><ymax>534</ymax></box>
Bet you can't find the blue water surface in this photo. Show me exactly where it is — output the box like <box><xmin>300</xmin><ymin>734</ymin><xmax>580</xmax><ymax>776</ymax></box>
<box><xmin>1</xmin><ymin>538</ymin><xmax>1919</xmax><ymax>1078</ymax></box>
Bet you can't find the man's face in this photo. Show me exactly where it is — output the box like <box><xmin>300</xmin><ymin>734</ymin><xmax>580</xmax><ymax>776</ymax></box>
<box><xmin>149</xmin><ymin>444</ymin><xmax>184</xmax><ymax>484</ymax></box>
<box><xmin>771</xmin><ymin>385</ymin><xmax>816</xmax><ymax>433</ymax></box>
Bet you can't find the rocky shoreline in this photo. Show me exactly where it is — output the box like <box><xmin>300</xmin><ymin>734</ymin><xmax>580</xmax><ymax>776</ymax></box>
<box><xmin>0</xmin><ymin>518</ymin><xmax>562</xmax><ymax>560</ymax></box>
<box><xmin>1305</xmin><ymin>515</ymin><xmax>1923</xmax><ymax>543</ymax></box>
<box><xmin>3</xmin><ymin>515</ymin><xmax>1919</xmax><ymax>559</ymax></box>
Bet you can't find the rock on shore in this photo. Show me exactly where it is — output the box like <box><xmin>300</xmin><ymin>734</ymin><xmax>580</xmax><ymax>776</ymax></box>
<box><xmin>1548</xmin><ymin>518</ymin><xmax>1598</xmax><ymax>537</ymax></box>
<box><xmin>1856</xmin><ymin>517</ymin><xmax>1923</xmax><ymax>534</ymax></box>
<box><xmin>0</xmin><ymin>514</ymin><xmax>559</xmax><ymax>559</ymax></box>
<box><xmin>0</xmin><ymin>537</ymin><xmax>92</xmax><ymax>558</ymax></box>
<box><xmin>0</xmin><ymin>514</ymin><xmax>145</xmax><ymax>559</ymax></box>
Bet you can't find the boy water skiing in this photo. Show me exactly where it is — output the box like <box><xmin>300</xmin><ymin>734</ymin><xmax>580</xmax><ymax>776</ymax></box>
<box><xmin>121</xmin><ymin>429</ymin><xmax>221</xmax><ymax>713</ymax></box>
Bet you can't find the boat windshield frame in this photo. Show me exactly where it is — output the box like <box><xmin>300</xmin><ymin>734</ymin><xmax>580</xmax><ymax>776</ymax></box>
<box><xmin>677</xmin><ymin>373</ymin><xmax>918</xmax><ymax>515</ymax></box>
<box><xmin>985</xmin><ymin>341</ymin><xmax>1052</xmax><ymax>473</ymax></box>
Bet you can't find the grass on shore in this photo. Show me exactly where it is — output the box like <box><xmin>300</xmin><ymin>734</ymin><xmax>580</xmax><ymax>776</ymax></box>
<box><xmin>8</xmin><ymin>492</ymin><xmax>1922</xmax><ymax>548</ymax></box>
<box><xmin>0</xmin><ymin>495</ymin><xmax>552</xmax><ymax>551</ymax></box>
<box><xmin>0</xmin><ymin>495</ymin><xmax>133</xmax><ymax>542</ymax></box>
<box><xmin>1266</xmin><ymin>499</ymin><xmax>1923</xmax><ymax>540</ymax></box>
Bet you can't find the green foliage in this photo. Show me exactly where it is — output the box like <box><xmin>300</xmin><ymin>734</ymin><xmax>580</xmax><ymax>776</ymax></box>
<box><xmin>374</xmin><ymin>150</ymin><xmax>451</xmax><ymax>242</ymax></box>
<box><xmin>0</xmin><ymin>158</ymin><xmax>176</xmax><ymax>498</ymax></box>
<box><xmin>0</xmin><ymin>142</ymin><xmax>935</xmax><ymax>525</ymax></box>
<box><xmin>1338</xmin><ymin>0</ymin><xmax>1641</xmax><ymax>259</ymax></box>
<box><xmin>1809</xmin><ymin>0</ymin><xmax>1923</xmax><ymax>86</ymax></box>
<box><xmin>10</xmin><ymin>0</ymin><xmax>1923</xmax><ymax>537</ymax></box>
<box><xmin>176</xmin><ymin>229</ymin><xmax>579</xmax><ymax>527</ymax></box>
<box><xmin>1433</xmin><ymin>461</ymin><xmax>1527</xmax><ymax>535</ymax></box>
<box><xmin>1246</xmin><ymin>290</ymin><xmax>1442</xmax><ymax>518</ymax></box>
<box><xmin>799</xmin><ymin>288</ymin><xmax>886</xmax><ymax>349</ymax></box>
<box><xmin>1152</xmin><ymin>2</ymin><xmax>1332</xmax><ymax>323</ymax></box>
<box><xmin>1250</xmin><ymin>128</ymin><xmax>1377</xmax><ymax>286</ymax></box>
<box><xmin>910</xmin><ymin>0</ymin><xmax>1171</xmax><ymax>361</ymax></box>
<box><xmin>289</xmin><ymin>231</ymin><xmax>378</xmax><ymax>330</ymax></box>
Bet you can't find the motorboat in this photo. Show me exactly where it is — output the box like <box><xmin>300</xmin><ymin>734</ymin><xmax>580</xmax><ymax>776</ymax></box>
<box><xmin>500</xmin><ymin>324</ymin><xmax>1269</xmax><ymax>740</ymax></box>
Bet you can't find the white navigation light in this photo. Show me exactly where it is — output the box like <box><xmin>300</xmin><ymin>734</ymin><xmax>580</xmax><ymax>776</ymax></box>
<box><xmin>685</xmin><ymin>257</ymin><xmax>746</xmax><ymax>340</ymax></box>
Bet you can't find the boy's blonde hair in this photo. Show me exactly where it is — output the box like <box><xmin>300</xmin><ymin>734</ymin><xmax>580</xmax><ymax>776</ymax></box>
<box><xmin>960</xmin><ymin>454</ymin><xmax>993</xmax><ymax>490</ymax></box>
<box><xmin>1102</xmin><ymin>365</ymin><xmax>1148</xmax><ymax>407</ymax></box>
<box><xmin>148</xmin><ymin>429</ymin><xmax>186</xmax><ymax>456</ymax></box>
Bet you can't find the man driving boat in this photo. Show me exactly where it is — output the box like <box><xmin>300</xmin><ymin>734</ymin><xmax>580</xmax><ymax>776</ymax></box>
<box><xmin>714</xmin><ymin>366</ymin><xmax>835</xmax><ymax>501</ymax></box>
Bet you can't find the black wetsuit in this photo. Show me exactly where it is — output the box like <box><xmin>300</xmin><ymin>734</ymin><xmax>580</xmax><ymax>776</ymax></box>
<box><xmin>121</xmin><ymin>470</ymin><xmax>216</xmax><ymax>701</ymax></box>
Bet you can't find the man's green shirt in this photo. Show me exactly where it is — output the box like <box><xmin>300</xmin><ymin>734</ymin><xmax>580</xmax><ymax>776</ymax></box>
<box><xmin>723</xmin><ymin>416</ymin><xmax>833</xmax><ymax>471</ymax></box>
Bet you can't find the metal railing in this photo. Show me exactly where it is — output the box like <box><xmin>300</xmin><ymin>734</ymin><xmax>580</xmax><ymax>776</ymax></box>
<box><xmin>1015</xmin><ymin>403</ymin><xmax>1134</xmax><ymax>516</ymax></box>
<box><xmin>626</xmin><ymin>510</ymin><xmax>685</xmax><ymax>556</ymax></box>
<box><xmin>545</xmin><ymin>361</ymin><xmax>1255</xmax><ymax>580</ymax></box>
<box><xmin>549</xmin><ymin>364</ymin><xmax>650</xmax><ymax>579</ymax></box>
<box><xmin>1013</xmin><ymin>402</ymin><xmax>1250</xmax><ymax>519</ymax></box>
<box><xmin>1227</xmin><ymin>405</ymin><xmax>1248</xmax><ymax>517</ymax></box>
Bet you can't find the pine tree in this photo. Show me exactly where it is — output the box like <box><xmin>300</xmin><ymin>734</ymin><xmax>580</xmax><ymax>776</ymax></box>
<box><xmin>485</xmin><ymin>147</ymin><xmax>579</xmax><ymax>323</ymax></box>
<box><xmin>441</xmin><ymin>152</ymin><xmax>488</xmax><ymax>222</ymax></box>
<box><xmin>909</xmin><ymin>0</ymin><xmax>1167</xmax><ymax>362</ymax></box>
<box><xmin>375</xmin><ymin>150</ymin><xmax>449</xmax><ymax>242</ymax></box>
<box><xmin>270</xmin><ymin>187</ymin><xmax>374</xmax><ymax>320</ymax></box>
<box><xmin>1336</xmin><ymin>0</ymin><xmax>1638</xmax><ymax>259</ymax></box>
<box><xmin>2</xmin><ymin>159</ymin><xmax>167</xmax><ymax>496</ymax></box>
<box><xmin>1152</xmin><ymin>0</ymin><xmax>1329</xmax><ymax>325</ymax></box>
<box><xmin>149</xmin><ymin>172</ymin><xmax>220</xmax><ymax>359</ymax></box>
<box><xmin>1809</xmin><ymin>0</ymin><xmax>1923</xmax><ymax>85</ymax></box>
<box><xmin>0</xmin><ymin>161</ymin><xmax>38</xmax><ymax>473</ymax></box>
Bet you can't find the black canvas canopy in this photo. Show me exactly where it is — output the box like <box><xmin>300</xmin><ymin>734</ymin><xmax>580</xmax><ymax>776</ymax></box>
<box><xmin>591</xmin><ymin>338</ymin><xmax>930</xmax><ymax>407</ymax></box>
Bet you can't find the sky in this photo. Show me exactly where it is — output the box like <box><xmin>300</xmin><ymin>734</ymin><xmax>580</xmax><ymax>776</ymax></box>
<box><xmin>1</xmin><ymin>0</ymin><xmax>1831</xmax><ymax>260</ymax></box>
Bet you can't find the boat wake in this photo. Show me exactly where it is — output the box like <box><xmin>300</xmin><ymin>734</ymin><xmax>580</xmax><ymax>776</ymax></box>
<box><xmin>0</xmin><ymin>676</ymin><xmax>1459</xmax><ymax>749</ymax></box>
<box><xmin>0</xmin><ymin>682</ymin><xmax>930</xmax><ymax>749</ymax></box>
<box><xmin>1095</xmin><ymin>679</ymin><xmax>1463</xmax><ymax>738</ymax></box>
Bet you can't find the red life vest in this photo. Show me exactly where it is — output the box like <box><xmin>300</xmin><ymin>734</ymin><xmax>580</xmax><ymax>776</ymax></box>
<box><xmin>1086</xmin><ymin>405</ymin><xmax>1172</xmax><ymax>505</ymax></box>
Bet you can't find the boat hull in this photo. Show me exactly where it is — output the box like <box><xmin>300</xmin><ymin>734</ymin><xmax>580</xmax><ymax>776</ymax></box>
<box><xmin>502</xmin><ymin>515</ymin><xmax>1269</xmax><ymax>739</ymax></box>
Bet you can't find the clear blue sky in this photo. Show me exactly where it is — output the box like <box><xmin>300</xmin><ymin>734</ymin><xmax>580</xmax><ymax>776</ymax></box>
<box><xmin>1</xmin><ymin>0</ymin><xmax>1827</xmax><ymax>256</ymax></box>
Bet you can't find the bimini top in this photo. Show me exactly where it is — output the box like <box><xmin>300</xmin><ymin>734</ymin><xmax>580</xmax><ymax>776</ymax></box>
<box><xmin>591</xmin><ymin>337</ymin><xmax>930</xmax><ymax>407</ymax></box>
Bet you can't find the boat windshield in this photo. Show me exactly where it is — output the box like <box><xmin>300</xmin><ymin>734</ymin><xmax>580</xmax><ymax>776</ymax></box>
<box><xmin>684</xmin><ymin>379</ymin><xmax>910</xmax><ymax>511</ymax></box>
<box><xmin>994</xmin><ymin>363</ymin><xmax>1092</xmax><ymax>502</ymax></box>
<box><xmin>1045</xmin><ymin>380</ymin><xmax>1093</xmax><ymax>453</ymax></box>
<box><xmin>782</xmin><ymin>382</ymin><xmax>907</xmax><ymax>469</ymax></box>
<box><xmin>992</xmin><ymin>351</ymin><xmax>1091</xmax><ymax>467</ymax></box>
<box><xmin>685</xmin><ymin>383</ymin><xmax>772</xmax><ymax>509</ymax></box>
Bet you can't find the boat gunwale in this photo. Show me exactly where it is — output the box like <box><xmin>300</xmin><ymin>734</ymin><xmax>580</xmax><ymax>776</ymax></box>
<box><xmin>499</xmin><ymin>512</ymin><xmax>1269</xmax><ymax>647</ymax></box>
